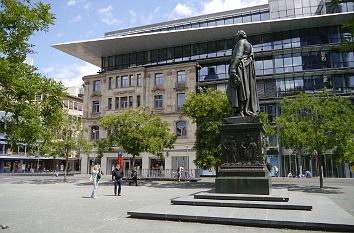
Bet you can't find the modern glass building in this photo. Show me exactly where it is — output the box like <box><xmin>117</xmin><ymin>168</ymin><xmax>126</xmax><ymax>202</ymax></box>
<box><xmin>54</xmin><ymin>0</ymin><xmax>354</xmax><ymax>177</ymax></box>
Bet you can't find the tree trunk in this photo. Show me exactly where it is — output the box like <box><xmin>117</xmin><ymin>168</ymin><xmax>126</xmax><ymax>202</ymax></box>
<box><xmin>318</xmin><ymin>154</ymin><xmax>324</xmax><ymax>189</ymax></box>
<box><xmin>64</xmin><ymin>147</ymin><xmax>69</xmax><ymax>182</ymax></box>
<box><xmin>132</xmin><ymin>155</ymin><xmax>135</xmax><ymax>168</ymax></box>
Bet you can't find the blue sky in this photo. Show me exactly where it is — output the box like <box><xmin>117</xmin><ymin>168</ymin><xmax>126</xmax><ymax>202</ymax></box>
<box><xmin>29</xmin><ymin>0</ymin><xmax>267</xmax><ymax>87</ymax></box>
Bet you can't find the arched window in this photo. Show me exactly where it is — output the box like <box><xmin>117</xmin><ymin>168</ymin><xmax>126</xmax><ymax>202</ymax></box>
<box><xmin>176</xmin><ymin>121</ymin><xmax>187</xmax><ymax>137</ymax></box>
<box><xmin>91</xmin><ymin>126</ymin><xmax>99</xmax><ymax>141</ymax></box>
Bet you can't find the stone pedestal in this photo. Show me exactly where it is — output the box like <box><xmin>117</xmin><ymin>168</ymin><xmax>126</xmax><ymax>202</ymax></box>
<box><xmin>215</xmin><ymin>116</ymin><xmax>271</xmax><ymax>195</ymax></box>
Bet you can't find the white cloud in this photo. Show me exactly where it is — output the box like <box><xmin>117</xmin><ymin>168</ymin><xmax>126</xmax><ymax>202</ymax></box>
<box><xmin>83</xmin><ymin>2</ymin><xmax>91</xmax><ymax>10</ymax></box>
<box><xmin>202</xmin><ymin>0</ymin><xmax>267</xmax><ymax>14</ymax></box>
<box><xmin>69</xmin><ymin>14</ymin><xmax>82</xmax><ymax>23</ymax></box>
<box><xmin>173</xmin><ymin>3</ymin><xmax>194</xmax><ymax>17</ymax></box>
<box><xmin>98</xmin><ymin>5</ymin><xmax>120</xmax><ymax>26</ymax></box>
<box><xmin>42</xmin><ymin>63</ymin><xmax>99</xmax><ymax>87</ymax></box>
<box><xmin>67</xmin><ymin>0</ymin><xmax>76</xmax><ymax>7</ymax></box>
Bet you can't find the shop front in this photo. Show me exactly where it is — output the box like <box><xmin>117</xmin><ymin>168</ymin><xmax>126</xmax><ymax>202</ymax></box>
<box><xmin>0</xmin><ymin>155</ymin><xmax>80</xmax><ymax>174</ymax></box>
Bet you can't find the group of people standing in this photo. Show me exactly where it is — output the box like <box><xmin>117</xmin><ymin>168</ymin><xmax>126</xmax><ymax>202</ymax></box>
<box><xmin>89</xmin><ymin>164</ymin><xmax>138</xmax><ymax>198</ymax></box>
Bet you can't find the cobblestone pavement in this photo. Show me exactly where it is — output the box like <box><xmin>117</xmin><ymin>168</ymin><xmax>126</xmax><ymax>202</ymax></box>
<box><xmin>0</xmin><ymin>175</ymin><xmax>353</xmax><ymax>233</ymax></box>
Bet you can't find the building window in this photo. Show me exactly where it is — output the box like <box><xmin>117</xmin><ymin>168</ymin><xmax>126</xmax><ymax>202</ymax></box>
<box><xmin>154</xmin><ymin>95</ymin><xmax>163</xmax><ymax>109</ymax></box>
<box><xmin>93</xmin><ymin>80</ymin><xmax>101</xmax><ymax>92</ymax></box>
<box><xmin>122</xmin><ymin>76</ymin><xmax>129</xmax><ymax>88</ymax></box>
<box><xmin>129</xmin><ymin>75</ymin><xmax>134</xmax><ymax>87</ymax></box>
<box><xmin>137</xmin><ymin>95</ymin><xmax>141</xmax><ymax>107</ymax></box>
<box><xmin>69</xmin><ymin>101</ymin><xmax>73</xmax><ymax>109</ymax></box>
<box><xmin>108</xmin><ymin>98</ymin><xmax>112</xmax><ymax>110</ymax></box>
<box><xmin>121</xmin><ymin>97</ymin><xmax>128</xmax><ymax>108</ymax></box>
<box><xmin>108</xmin><ymin>77</ymin><xmax>113</xmax><ymax>89</ymax></box>
<box><xmin>107</xmin><ymin>129</ymin><xmax>112</xmax><ymax>137</ymax></box>
<box><xmin>137</xmin><ymin>74</ymin><xmax>142</xmax><ymax>86</ymax></box>
<box><xmin>129</xmin><ymin>96</ymin><xmax>133</xmax><ymax>108</ymax></box>
<box><xmin>78</xmin><ymin>103</ymin><xmax>83</xmax><ymax>111</ymax></box>
<box><xmin>176</xmin><ymin>121</ymin><xmax>187</xmax><ymax>137</ymax></box>
<box><xmin>115</xmin><ymin>97</ymin><xmax>119</xmax><ymax>109</ymax></box>
<box><xmin>268</xmin><ymin>135</ymin><xmax>278</xmax><ymax>147</ymax></box>
<box><xmin>92</xmin><ymin>100</ymin><xmax>100</xmax><ymax>113</ymax></box>
<box><xmin>74</xmin><ymin>102</ymin><xmax>78</xmax><ymax>110</ymax></box>
<box><xmin>177</xmin><ymin>70</ymin><xmax>186</xmax><ymax>86</ymax></box>
<box><xmin>90</xmin><ymin>126</ymin><xmax>99</xmax><ymax>141</ymax></box>
<box><xmin>116</xmin><ymin>76</ymin><xmax>121</xmax><ymax>88</ymax></box>
<box><xmin>176</xmin><ymin>93</ymin><xmax>185</xmax><ymax>112</ymax></box>
<box><xmin>154</xmin><ymin>73</ymin><xmax>164</xmax><ymax>86</ymax></box>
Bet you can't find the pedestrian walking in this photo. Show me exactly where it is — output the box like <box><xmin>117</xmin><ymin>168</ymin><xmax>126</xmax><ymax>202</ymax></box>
<box><xmin>177</xmin><ymin>166</ymin><xmax>184</xmax><ymax>182</ymax></box>
<box><xmin>90</xmin><ymin>164</ymin><xmax>100</xmax><ymax>199</ymax></box>
<box><xmin>112</xmin><ymin>164</ymin><xmax>124</xmax><ymax>196</ymax></box>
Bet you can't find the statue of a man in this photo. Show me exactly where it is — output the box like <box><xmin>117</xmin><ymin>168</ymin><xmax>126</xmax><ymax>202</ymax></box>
<box><xmin>227</xmin><ymin>30</ymin><xmax>258</xmax><ymax>117</ymax></box>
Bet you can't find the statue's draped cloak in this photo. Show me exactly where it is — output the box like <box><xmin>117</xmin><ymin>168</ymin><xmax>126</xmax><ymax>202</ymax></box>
<box><xmin>227</xmin><ymin>38</ymin><xmax>258</xmax><ymax>114</ymax></box>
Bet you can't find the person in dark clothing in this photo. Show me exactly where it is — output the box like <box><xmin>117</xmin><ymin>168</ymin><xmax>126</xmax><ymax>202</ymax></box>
<box><xmin>112</xmin><ymin>165</ymin><xmax>124</xmax><ymax>196</ymax></box>
<box><xmin>129</xmin><ymin>168</ymin><xmax>138</xmax><ymax>186</ymax></box>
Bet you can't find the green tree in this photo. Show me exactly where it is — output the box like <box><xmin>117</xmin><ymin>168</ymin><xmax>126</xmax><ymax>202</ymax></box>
<box><xmin>94</xmin><ymin>137</ymin><xmax>113</xmax><ymax>164</ymax></box>
<box><xmin>0</xmin><ymin>0</ymin><xmax>63</xmax><ymax>153</ymax></box>
<box><xmin>183</xmin><ymin>89</ymin><xmax>275</xmax><ymax>171</ymax></box>
<box><xmin>100</xmin><ymin>108</ymin><xmax>176</xmax><ymax>167</ymax></box>
<box><xmin>45</xmin><ymin>115</ymin><xmax>92</xmax><ymax>182</ymax></box>
<box><xmin>182</xmin><ymin>88</ymin><xmax>231</xmax><ymax>170</ymax></box>
<box><xmin>276</xmin><ymin>90</ymin><xmax>354</xmax><ymax>188</ymax></box>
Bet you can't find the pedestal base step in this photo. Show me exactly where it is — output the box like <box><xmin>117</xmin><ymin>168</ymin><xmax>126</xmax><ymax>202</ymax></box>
<box><xmin>128</xmin><ymin>190</ymin><xmax>354</xmax><ymax>232</ymax></box>
<box><xmin>194</xmin><ymin>192</ymin><xmax>289</xmax><ymax>202</ymax></box>
<box><xmin>171</xmin><ymin>196</ymin><xmax>311</xmax><ymax>210</ymax></box>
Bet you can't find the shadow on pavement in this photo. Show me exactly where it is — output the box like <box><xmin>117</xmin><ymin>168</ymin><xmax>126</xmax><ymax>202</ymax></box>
<box><xmin>75</xmin><ymin>180</ymin><xmax>214</xmax><ymax>189</ymax></box>
<box><xmin>272</xmin><ymin>183</ymin><xmax>344</xmax><ymax>194</ymax></box>
<box><xmin>142</xmin><ymin>181</ymin><xmax>214</xmax><ymax>189</ymax></box>
<box><xmin>11</xmin><ymin>179</ymin><xmax>78</xmax><ymax>185</ymax></box>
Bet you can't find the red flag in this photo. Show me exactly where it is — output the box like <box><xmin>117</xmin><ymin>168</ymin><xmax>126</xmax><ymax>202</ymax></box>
<box><xmin>117</xmin><ymin>151</ymin><xmax>123</xmax><ymax>168</ymax></box>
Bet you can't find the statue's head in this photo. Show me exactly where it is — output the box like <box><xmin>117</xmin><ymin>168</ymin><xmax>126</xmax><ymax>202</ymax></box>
<box><xmin>236</xmin><ymin>30</ymin><xmax>247</xmax><ymax>39</ymax></box>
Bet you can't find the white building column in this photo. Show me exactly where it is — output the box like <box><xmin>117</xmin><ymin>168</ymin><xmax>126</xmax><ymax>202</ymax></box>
<box><xmin>81</xmin><ymin>154</ymin><xmax>88</xmax><ymax>174</ymax></box>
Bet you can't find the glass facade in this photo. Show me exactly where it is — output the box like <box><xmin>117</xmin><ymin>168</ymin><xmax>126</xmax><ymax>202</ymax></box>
<box><xmin>106</xmin><ymin>9</ymin><xmax>270</xmax><ymax>37</ymax></box>
<box><xmin>102</xmin><ymin>26</ymin><xmax>348</xmax><ymax>72</ymax></box>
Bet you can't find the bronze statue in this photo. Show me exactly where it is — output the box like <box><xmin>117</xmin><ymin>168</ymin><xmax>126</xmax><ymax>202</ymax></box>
<box><xmin>227</xmin><ymin>30</ymin><xmax>258</xmax><ymax>117</ymax></box>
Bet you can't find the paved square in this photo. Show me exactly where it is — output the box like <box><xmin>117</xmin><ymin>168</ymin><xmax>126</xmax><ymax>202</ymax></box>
<box><xmin>0</xmin><ymin>175</ymin><xmax>353</xmax><ymax>233</ymax></box>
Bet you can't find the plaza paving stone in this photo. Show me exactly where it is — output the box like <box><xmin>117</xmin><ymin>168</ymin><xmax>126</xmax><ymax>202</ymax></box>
<box><xmin>0</xmin><ymin>175</ymin><xmax>353</xmax><ymax>233</ymax></box>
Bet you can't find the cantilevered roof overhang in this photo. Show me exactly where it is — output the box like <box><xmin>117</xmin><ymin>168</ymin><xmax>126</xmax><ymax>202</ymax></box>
<box><xmin>53</xmin><ymin>12</ymin><xmax>353</xmax><ymax>67</ymax></box>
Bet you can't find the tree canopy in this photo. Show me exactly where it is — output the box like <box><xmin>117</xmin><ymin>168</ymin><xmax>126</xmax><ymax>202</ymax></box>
<box><xmin>44</xmin><ymin>114</ymin><xmax>92</xmax><ymax>181</ymax></box>
<box><xmin>100</xmin><ymin>108</ymin><xmax>176</xmax><ymax>165</ymax></box>
<box><xmin>0</xmin><ymin>0</ymin><xmax>64</xmax><ymax>153</ymax></box>
<box><xmin>183</xmin><ymin>88</ymin><xmax>275</xmax><ymax>170</ymax></box>
<box><xmin>182</xmin><ymin>88</ymin><xmax>231</xmax><ymax>169</ymax></box>
<box><xmin>276</xmin><ymin>90</ymin><xmax>354</xmax><ymax>187</ymax></box>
